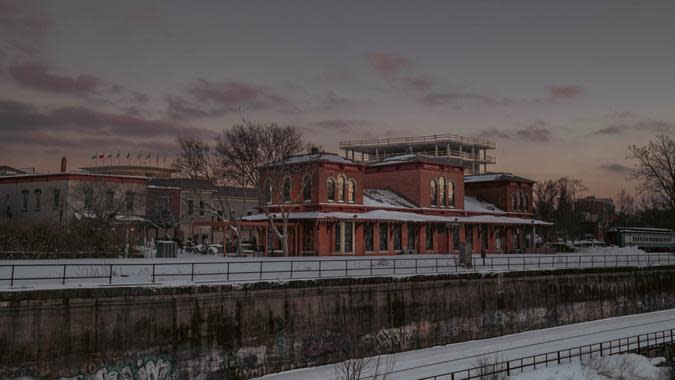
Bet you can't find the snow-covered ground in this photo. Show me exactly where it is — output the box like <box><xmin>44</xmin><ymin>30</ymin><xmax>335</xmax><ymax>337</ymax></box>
<box><xmin>0</xmin><ymin>248</ymin><xmax>672</xmax><ymax>290</ymax></box>
<box><xmin>256</xmin><ymin>308</ymin><xmax>675</xmax><ymax>380</ymax></box>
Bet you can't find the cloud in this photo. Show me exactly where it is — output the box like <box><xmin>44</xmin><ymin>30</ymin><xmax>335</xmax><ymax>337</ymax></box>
<box><xmin>0</xmin><ymin>1</ymin><xmax>49</xmax><ymax>61</ymax></box>
<box><xmin>366</xmin><ymin>51</ymin><xmax>411</xmax><ymax>76</ymax></box>
<box><xmin>600</xmin><ymin>163</ymin><xmax>632</xmax><ymax>174</ymax></box>
<box><xmin>167</xmin><ymin>79</ymin><xmax>294</xmax><ymax>120</ymax></box>
<box><xmin>303</xmin><ymin>119</ymin><xmax>388</xmax><ymax>140</ymax></box>
<box><xmin>420</xmin><ymin>85</ymin><xmax>583</xmax><ymax>108</ymax></box>
<box><xmin>549</xmin><ymin>85</ymin><xmax>582</xmax><ymax>98</ymax></box>
<box><xmin>515</xmin><ymin>121</ymin><xmax>551</xmax><ymax>142</ymax></box>
<box><xmin>9</xmin><ymin>62</ymin><xmax>102</xmax><ymax>95</ymax></box>
<box><xmin>478</xmin><ymin>128</ymin><xmax>511</xmax><ymax>139</ymax></box>
<box><xmin>314</xmin><ymin>91</ymin><xmax>359</xmax><ymax>112</ymax></box>
<box><xmin>0</xmin><ymin>99</ymin><xmax>214</xmax><ymax>144</ymax></box>
<box><xmin>593</xmin><ymin>119</ymin><xmax>675</xmax><ymax>135</ymax></box>
<box><xmin>404</xmin><ymin>76</ymin><xmax>433</xmax><ymax>92</ymax></box>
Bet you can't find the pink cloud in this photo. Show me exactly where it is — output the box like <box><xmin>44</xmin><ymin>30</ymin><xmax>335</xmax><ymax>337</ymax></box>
<box><xmin>9</xmin><ymin>62</ymin><xmax>101</xmax><ymax>95</ymax></box>
<box><xmin>366</xmin><ymin>51</ymin><xmax>411</xmax><ymax>76</ymax></box>
<box><xmin>549</xmin><ymin>85</ymin><xmax>582</xmax><ymax>98</ymax></box>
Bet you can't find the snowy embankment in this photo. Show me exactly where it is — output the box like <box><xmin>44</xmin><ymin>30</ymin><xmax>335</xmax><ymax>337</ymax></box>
<box><xmin>256</xmin><ymin>308</ymin><xmax>675</xmax><ymax>380</ymax></box>
<box><xmin>576</xmin><ymin>245</ymin><xmax>647</xmax><ymax>255</ymax></box>
<box><xmin>511</xmin><ymin>353</ymin><xmax>669</xmax><ymax>380</ymax></box>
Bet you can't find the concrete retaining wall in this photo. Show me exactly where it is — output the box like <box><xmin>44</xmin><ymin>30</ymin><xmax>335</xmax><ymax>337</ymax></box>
<box><xmin>1</xmin><ymin>266</ymin><xmax>675</xmax><ymax>379</ymax></box>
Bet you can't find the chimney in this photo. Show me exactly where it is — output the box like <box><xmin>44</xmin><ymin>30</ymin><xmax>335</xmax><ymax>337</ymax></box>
<box><xmin>310</xmin><ymin>146</ymin><xmax>319</xmax><ymax>154</ymax></box>
<box><xmin>60</xmin><ymin>156</ymin><xmax>67</xmax><ymax>173</ymax></box>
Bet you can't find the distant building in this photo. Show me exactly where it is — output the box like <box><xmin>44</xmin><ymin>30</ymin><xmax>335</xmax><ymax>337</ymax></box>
<box><xmin>0</xmin><ymin>165</ymin><xmax>28</xmax><ymax>177</ymax></box>
<box><xmin>80</xmin><ymin>165</ymin><xmax>177</xmax><ymax>178</ymax></box>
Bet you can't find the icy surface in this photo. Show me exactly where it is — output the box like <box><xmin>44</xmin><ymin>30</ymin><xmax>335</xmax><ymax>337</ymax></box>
<box><xmin>363</xmin><ymin>189</ymin><xmax>416</xmax><ymax>209</ymax></box>
<box><xmin>464</xmin><ymin>196</ymin><xmax>504</xmax><ymax>213</ymax></box>
<box><xmin>257</xmin><ymin>309</ymin><xmax>675</xmax><ymax>380</ymax></box>
<box><xmin>511</xmin><ymin>354</ymin><xmax>670</xmax><ymax>380</ymax></box>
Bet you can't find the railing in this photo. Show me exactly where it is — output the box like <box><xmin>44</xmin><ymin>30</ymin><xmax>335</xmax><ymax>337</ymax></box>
<box><xmin>0</xmin><ymin>253</ymin><xmax>673</xmax><ymax>288</ymax></box>
<box><xmin>418</xmin><ymin>329</ymin><xmax>675</xmax><ymax>380</ymax></box>
<box><xmin>364</xmin><ymin>150</ymin><xmax>496</xmax><ymax>164</ymax></box>
<box><xmin>340</xmin><ymin>134</ymin><xmax>497</xmax><ymax>149</ymax></box>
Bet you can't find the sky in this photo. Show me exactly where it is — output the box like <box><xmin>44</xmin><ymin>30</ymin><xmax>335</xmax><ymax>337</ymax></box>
<box><xmin>1</xmin><ymin>1</ymin><xmax>674</xmax><ymax>198</ymax></box>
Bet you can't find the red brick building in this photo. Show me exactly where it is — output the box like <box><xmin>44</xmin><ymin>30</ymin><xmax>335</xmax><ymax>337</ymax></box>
<box><xmin>245</xmin><ymin>152</ymin><xmax>550</xmax><ymax>256</ymax></box>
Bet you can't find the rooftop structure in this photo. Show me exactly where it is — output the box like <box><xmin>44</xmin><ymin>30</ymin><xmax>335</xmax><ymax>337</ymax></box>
<box><xmin>80</xmin><ymin>165</ymin><xmax>177</xmax><ymax>178</ymax></box>
<box><xmin>339</xmin><ymin>133</ymin><xmax>496</xmax><ymax>174</ymax></box>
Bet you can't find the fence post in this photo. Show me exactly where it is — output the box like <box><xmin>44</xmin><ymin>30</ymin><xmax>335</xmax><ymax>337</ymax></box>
<box><xmin>557</xmin><ymin>351</ymin><xmax>561</xmax><ymax>364</ymax></box>
<box><xmin>10</xmin><ymin>265</ymin><xmax>15</xmax><ymax>286</ymax></box>
<box><xmin>538</xmin><ymin>256</ymin><xmax>541</xmax><ymax>269</ymax></box>
<box><xmin>370</xmin><ymin>259</ymin><xmax>373</xmax><ymax>276</ymax></box>
<box><xmin>318</xmin><ymin>260</ymin><xmax>322</xmax><ymax>278</ymax></box>
<box><xmin>109</xmin><ymin>264</ymin><xmax>113</xmax><ymax>285</ymax></box>
<box><xmin>415</xmin><ymin>258</ymin><xmax>418</xmax><ymax>274</ymax></box>
<box><xmin>435</xmin><ymin>258</ymin><xmax>438</xmax><ymax>273</ymax></box>
<box><xmin>191</xmin><ymin>263</ymin><xmax>195</xmax><ymax>282</ymax></box>
<box><xmin>259</xmin><ymin>261</ymin><xmax>263</xmax><ymax>280</ymax></box>
<box><xmin>637</xmin><ymin>335</ymin><xmax>641</xmax><ymax>355</ymax></box>
<box><xmin>507</xmin><ymin>257</ymin><xmax>510</xmax><ymax>270</ymax></box>
<box><xmin>62</xmin><ymin>264</ymin><xmax>67</xmax><ymax>285</ymax></box>
<box><xmin>226</xmin><ymin>262</ymin><xmax>230</xmax><ymax>281</ymax></box>
<box><xmin>506</xmin><ymin>361</ymin><xmax>510</xmax><ymax>376</ymax></box>
<box><xmin>345</xmin><ymin>260</ymin><xmax>348</xmax><ymax>276</ymax></box>
<box><xmin>394</xmin><ymin>259</ymin><xmax>397</xmax><ymax>274</ymax></box>
<box><xmin>290</xmin><ymin>261</ymin><xmax>294</xmax><ymax>279</ymax></box>
<box><xmin>604</xmin><ymin>255</ymin><xmax>607</xmax><ymax>267</ymax></box>
<box><xmin>491</xmin><ymin>257</ymin><xmax>494</xmax><ymax>271</ymax></box>
<box><xmin>151</xmin><ymin>264</ymin><xmax>156</xmax><ymax>284</ymax></box>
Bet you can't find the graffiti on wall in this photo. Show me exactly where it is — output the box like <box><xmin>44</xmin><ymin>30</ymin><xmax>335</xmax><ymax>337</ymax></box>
<box><xmin>59</xmin><ymin>358</ymin><xmax>173</xmax><ymax>380</ymax></box>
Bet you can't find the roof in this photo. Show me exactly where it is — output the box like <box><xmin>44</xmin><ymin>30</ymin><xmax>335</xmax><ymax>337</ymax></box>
<box><xmin>363</xmin><ymin>189</ymin><xmax>416</xmax><ymax>209</ymax></box>
<box><xmin>148</xmin><ymin>178</ymin><xmax>216</xmax><ymax>190</ymax></box>
<box><xmin>608</xmin><ymin>226</ymin><xmax>674</xmax><ymax>233</ymax></box>
<box><xmin>464</xmin><ymin>196</ymin><xmax>505</xmax><ymax>214</ymax></box>
<box><xmin>243</xmin><ymin>210</ymin><xmax>551</xmax><ymax>225</ymax></box>
<box><xmin>0</xmin><ymin>165</ymin><xmax>28</xmax><ymax>176</ymax></box>
<box><xmin>367</xmin><ymin>153</ymin><xmax>464</xmax><ymax>168</ymax></box>
<box><xmin>464</xmin><ymin>172</ymin><xmax>535</xmax><ymax>184</ymax></box>
<box><xmin>264</xmin><ymin>152</ymin><xmax>359</xmax><ymax>167</ymax></box>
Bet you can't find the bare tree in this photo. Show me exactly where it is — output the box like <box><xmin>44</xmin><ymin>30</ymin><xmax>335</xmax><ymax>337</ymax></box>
<box><xmin>214</xmin><ymin>120</ymin><xmax>305</xmax><ymax>256</ymax></box>
<box><xmin>533</xmin><ymin>179</ymin><xmax>559</xmax><ymax>222</ymax></box>
<box><xmin>628</xmin><ymin>135</ymin><xmax>675</xmax><ymax>211</ymax></box>
<box><xmin>554</xmin><ymin>177</ymin><xmax>586</xmax><ymax>241</ymax></box>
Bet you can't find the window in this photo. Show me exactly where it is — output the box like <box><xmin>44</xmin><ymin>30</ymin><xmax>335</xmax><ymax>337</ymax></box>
<box><xmin>327</xmin><ymin>179</ymin><xmax>335</xmax><ymax>202</ymax></box>
<box><xmin>337</xmin><ymin>176</ymin><xmax>345</xmax><ymax>202</ymax></box>
<box><xmin>379</xmin><ymin>224</ymin><xmax>388</xmax><ymax>251</ymax></box>
<box><xmin>105</xmin><ymin>191</ymin><xmax>114</xmax><ymax>209</ymax></box>
<box><xmin>125</xmin><ymin>191</ymin><xmax>135</xmax><ymax>211</ymax></box>
<box><xmin>303</xmin><ymin>175</ymin><xmax>312</xmax><ymax>202</ymax></box>
<box><xmin>264</xmin><ymin>179</ymin><xmax>272</xmax><ymax>204</ymax></box>
<box><xmin>448</xmin><ymin>181</ymin><xmax>455</xmax><ymax>207</ymax></box>
<box><xmin>282</xmin><ymin>177</ymin><xmax>292</xmax><ymax>202</ymax></box>
<box><xmin>407</xmin><ymin>222</ymin><xmax>417</xmax><ymax>250</ymax></box>
<box><xmin>334</xmin><ymin>223</ymin><xmax>341</xmax><ymax>252</ymax></box>
<box><xmin>512</xmin><ymin>193</ymin><xmax>518</xmax><ymax>210</ymax></box>
<box><xmin>53</xmin><ymin>189</ymin><xmax>61</xmax><ymax>210</ymax></box>
<box><xmin>426</xmin><ymin>225</ymin><xmax>434</xmax><ymax>250</ymax></box>
<box><xmin>34</xmin><ymin>189</ymin><xmax>41</xmax><ymax>211</ymax></box>
<box><xmin>344</xmin><ymin>222</ymin><xmax>353</xmax><ymax>253</ymax></box>
<box><xmin>439</xmin><ymin>177</ymin><xmax>446</xmax><ymax>207</ymax></box>
<box><xmin>364</xmin><ymin>223</ymin><xmax>374</xmax><ymax>251</ymax></box>
<box><xmin>522</xmin><ymin>193</ymin><xmax>529</xmax><ymax>211</ymax></box>
<box><xmin>452</xmin><ymin>225</ymin><xmax>460</xmax><ymax>250</ymax></box>
<box><xmin>430</xmin><ymin>180</ymin><xmax>437</xmax><ymax>206</ymax></box>
<box><xmin>21</xmin><ymin>190</ymin><xmax>29</xmax><ymax>210</ymax></box>
<box><xmin>393</xmin><ymin>224</ymin><xmax>402</xmax><ymax>251</ymax></box>
<box><xmin>187</xmin><ymin>200</ymin><xmax>194</xmax><ymax>215</ymax></box>
<box><xmin>347</xmin><ymin>180</ymin><xmax>355</xmax><ymax>203</ymax></box>
<box><xmin>199</xmin><ymin>200</ymin><xmax>205</xmax><ymax>216</ymax></box>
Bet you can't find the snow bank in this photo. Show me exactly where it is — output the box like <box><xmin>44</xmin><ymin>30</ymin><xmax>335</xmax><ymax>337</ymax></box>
<box><xmin>576</xmin><ymin>245</ymin><xmax>647</xmax><ymax>255</ymax></box>
<box><xmin>510</xmin><ymin>353</ymin><xmax>670</xmax><ymax>380</ymax></box>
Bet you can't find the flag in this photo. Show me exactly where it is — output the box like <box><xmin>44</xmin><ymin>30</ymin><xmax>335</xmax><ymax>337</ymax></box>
<box><xmin>98</xmin><ymin>154</ymin><xmax>104</xmax><ymax>159</ymax></box>
<box><xmin>146</xmin><ymin>154</ymin><xmax>151</xmax><ymax>159</ymax></box>
<box><xmin>163</xmin><ymin>154</ymin><xmax>166</xmax><ymax>164</ymax></box>
<box><xmin>107</xmin><ymin>154</ymin><xmax>112</xmax><ymax>159</ymax></box>
<box><xmin>116</xmin><ymin>152</ymin><xmax>120</xmax><ymax>159</ymax></box>
<box><xmin>155</xmin><ymin>153</ymin><xmax>159</xmax><ymax>164</ymax></box>
<box><xmin>126</xmin><ymin>153</ymin><xmax>130</xmax><ymax>159</ymax></box>
<box><xmin>137</xmin><ymin>153</ymin><xmax>142</xmax><ymax>159</ymax></box>
<box><xmin>91</xmin><ymin>154</ymin><xmax>97</xmax><ymax>159</ymax></box>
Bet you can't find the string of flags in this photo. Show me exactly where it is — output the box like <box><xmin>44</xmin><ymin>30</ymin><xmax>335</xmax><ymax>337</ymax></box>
<box><xmin>89</xmin><ymin>152</ymin><xmax>170</xmax><ymax>166</ymax></box>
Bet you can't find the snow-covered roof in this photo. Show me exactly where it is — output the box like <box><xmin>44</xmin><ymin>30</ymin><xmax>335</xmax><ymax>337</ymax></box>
<box><xmin>367</xmin><ymin>153</ymin><xmax>461</xmax><ymax>168</ymax></box>
<box><xmin>264</xmin><ymin>153</ymin><xmax>358</xmax><ymax>166</ymax></box>
<box><xmin>464</xmin><ymin>172</ymin><xmax>534</xmax><ymax>184</ymax></box>
<box><xmin>464</xmin><ymin>196</ymin><xmax>504</xmax><ymax>214</ymax></box>
<box><xmin>363</xmin><ymin>189</ymin><xmax>416</xmax><ymax>209</ymax></box>
<box><xmin>242</xmin><ymin>210</ymin><xmax>552</xmax><ymax>225</ymax></box>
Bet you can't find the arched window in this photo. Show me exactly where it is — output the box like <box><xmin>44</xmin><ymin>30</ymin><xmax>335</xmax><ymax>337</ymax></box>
<box><xmin>337</xmin><ymin>176</ymin><xmax>345</xmax><ymax>202</ymax></box>
<box><xmin>448</xmin><ymin>181</ymin><xmax>455</xmax><ymax>207</ymax></box>
<box><xmin>282</xmin><ymin>177</ymin><xmax>292</xmax><ymax>202</ymax></box>
<box><xmin>34</xmin><ymin>189</ymin><xmax>41</xmax><ymax>211</ymax></box>
<box><xmin>264</xmin><ymin>179</ymin><xmax>272</xmax><ymax>204</ymax></box>
<box><xmin>327</xmin><ymin>178</ymin><xmax>335</xmax><ymax>202</ymax></box>
<box><xmin>347</xmin><ymin>180</ymin><xmax>356</xmax><ymax>202</ymax></box>
<box><xmin>512</xmin><ymin>192</ymin><xmax>519</xmax><ymax>210</ymax></box>
<box><xmin>522</xmin><ymin>192</ymin><xmax>529</xmax><ymax>211</ymax></box>
<box><xmin>303</xmin><ymin>175</ymin><xmax>312</xmax><ymax>202</ymax></box>
<box><xmin>430</xmin><ymin>180</ymin><xmax>437</xmax><ymax>206</ymax></box>
<box><xmin>438</xmin><ymin>177</ymin><xmax>446</xmax><ymax>207</ymax></box>
<box><xmin>21</xmin><ymin>189</ymin><xmax>29</xmax><ymax>210</ymax></box>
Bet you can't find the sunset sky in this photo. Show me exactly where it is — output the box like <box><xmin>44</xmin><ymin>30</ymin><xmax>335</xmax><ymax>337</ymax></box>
<box><xmin>1</xmin><ymin>1</ymin><xmax>674</xmax><ymax>198</ymax></box>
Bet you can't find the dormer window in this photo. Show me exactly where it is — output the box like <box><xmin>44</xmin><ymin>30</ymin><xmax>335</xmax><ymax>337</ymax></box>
<box><xmin>303</xmin><ymin>175</ymin><xmax>312</xmax><ymax>202</ymax></box>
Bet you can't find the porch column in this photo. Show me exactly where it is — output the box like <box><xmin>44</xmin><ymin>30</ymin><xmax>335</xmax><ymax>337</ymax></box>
<box><xmin>419</xmin><ymin>224</ymin><xmax>427</xmax><ymax>254</ymax></box>
<box><xmin>354</xmin><ymin>222</ymin><xmax>364</xmax><ymax>256</ymax></box>
<box><xmin>504</xmin><ymin>226</ymin><xmax>513</xmax><ymax>254</ymax></box>
<box><xmin>487</xmin><ymin>225</ymin><xmax>497</xmax><ymax>253</ymax></box>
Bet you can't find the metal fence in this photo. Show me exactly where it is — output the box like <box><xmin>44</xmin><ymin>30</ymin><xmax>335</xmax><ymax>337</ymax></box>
<box><xmin>418</xmin><ymin>329</ymin><xmax>675</xmax><ymax>380</ymax></box>
<box><xmin>1</xmin><ymin>253</ymin><xmax>674</xmax><ymax>287</ymax></box>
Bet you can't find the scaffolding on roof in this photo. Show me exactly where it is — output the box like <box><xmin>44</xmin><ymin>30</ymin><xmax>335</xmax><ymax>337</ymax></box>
<box><xmin>339</xmin><ymin>133</ymin><xmax>496</xmax><ymax>174</ymax></box>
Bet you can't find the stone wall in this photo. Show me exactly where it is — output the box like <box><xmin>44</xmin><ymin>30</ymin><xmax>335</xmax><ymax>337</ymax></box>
<box><xmin>1</xmin><ymin>266</ymin><xmax>674</xmax><ymax>379</ymax></box>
